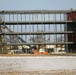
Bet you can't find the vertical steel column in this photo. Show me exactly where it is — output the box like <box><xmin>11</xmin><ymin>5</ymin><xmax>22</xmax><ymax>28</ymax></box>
<box><xmin>17</xmin><ymin>14</ymin><xmax>18</xmax><ymax>33</ymax></box>
<box><xmin>9</xmin><ymin>14</ymin><xmax>11</xmax><ymax>30</ymax></box>
<box><xmin>54</xmin><ymin>13</ymin><xmax>57</xmax><ymax>52</ymax></box>
<box><xmin>21</xmin><ymin>13</ymin><xmax>23</xmax><ymax>51</ymax></box>
<box><xmin>48</xmin><ymin>14</ymin><xmax>50</xmax><ymax>43</ymax></box>
<box><xmin>25</xmin><ymin>14</ymin><xmax>27</xmax><ymax>42</ymax></box>
<box><xmin>29</xmin><ymin>14</ymin><xmax>31</xmax><ymax>54</ymax></box>
<box><xmin>41</xmin><ymin>13</ymin><xmax>43</xmax><ymax>46</ymax></box>
<box><xmin>13</xmin><ymin>14</ymin><xmax>15</xmax><ymax>50</ymax></box>
<box><xmin>60</xmin><ymin>13</ymin><xmax>62</xmax><ymax>50</ymax></box>
<box><xmin>24</xmin><ymin>13</ymin><xmax>27</xmax><ymax>53</ymax></box>
<box><xmin>16</xmin><ymin>13</ymin><xmax>18</xmax><ymax>44</ymax></box>
<box><xmin>65</xmin><ymin>13</ymin><xmax>68</xmax><ymax>53</ymax></box>
<box><xmin>21</xmin><ymin>13</ymin><xmax>23</xmax><ymax>39</ymax></box>
<box><xmin>8</xmin><ymin>14</ymin><xmax>11</xmax><ymax>50</ymax></box>
<box><xmin>32</xmin><ymin>14</ymin><xmax>34</xmax><ymax>32</ymax></box>
<box><xmin>37</xmin><ymin>14</ymin><xmax>38</xmax><ymax>31</ymax></box>
<box><xmin>37</xmin><ymin>14</ymin><xmax>39</xmax><ymax>43</ymax></box>
<box><xmin>29</xmin><ymin>14</ymin><xmax>31</xmax><ymax>40</ymax></box>
<box><xmin>32</xmin><ymin>14</ymin><xmax>34</xmax><ymax>45</ymax></box>
<box><xmin>41</xmin><ymin>14</ymin><xmax>43</xmax><ymax>30</ymax></box>
<box><xmin>53</xmin><ymin>14</ymin><xmax>55</xmax><ymax>43</ymax></box>
<box><xmin>44</xmin><ymin>14</ymin><xmax>46</xmax><ymax>43</ymax></box>
<box><xmin>12</xmin><ymin>14</ymin><xmax>14</xmax><ymax>33</ymax></box>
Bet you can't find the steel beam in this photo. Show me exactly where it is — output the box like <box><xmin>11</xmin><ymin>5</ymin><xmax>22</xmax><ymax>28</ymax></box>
<box><xmin>0</xmin><ymin>10</ymin><xmax>76</xmax><ymax>14</ymax></box>
<box><xmin>0</xmin><ymin>31</ymin><xmax>74</xmax><ymax>35</ymax></box>
<box><xmin>1</xmin><ymin>21</ymin><xmax>75</xmax><ymax>25</ymax></box>
<box><xmin>6</xmin><ymin>42</ymin><xmax>74</xmax><ymax>46</ymax></box>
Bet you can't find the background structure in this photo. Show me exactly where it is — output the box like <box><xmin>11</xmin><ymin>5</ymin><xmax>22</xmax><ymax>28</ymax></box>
<box><xmin>0</xmin><ymin>10</ymin><xmax>76</xmax><ymax>54</ymax></box>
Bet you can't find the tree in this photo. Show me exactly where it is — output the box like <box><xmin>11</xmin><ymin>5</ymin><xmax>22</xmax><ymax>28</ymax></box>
<box><xmin>30</xmin><ymin>30</ymin><xmax>46</xmax><ymax>43</ymax></box>
<box><xmin>57</xmin><ymin>36</ymin><xmax>64</xmax><ymax>42</ymax></box>
<box><xmin>29</xmin><ymin>30</ymin><xmax>47</xmax><ymax>49</ymax></box>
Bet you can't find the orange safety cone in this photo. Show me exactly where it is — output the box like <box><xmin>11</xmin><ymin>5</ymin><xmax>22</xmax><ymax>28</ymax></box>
<box><xmin>42</xmin><ymin>52</ymin><xmax>48</xmax><ymax>55</ymax></box>
<box><xmin>34</xmin><ymin>51</ymin><xmax>39</xmax><ymax>55</ymax></box>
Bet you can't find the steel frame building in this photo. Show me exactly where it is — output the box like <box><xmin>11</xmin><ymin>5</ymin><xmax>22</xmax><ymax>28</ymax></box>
<box><xmin>0</xmin><ymin>10</ymin><xmax>76</xmax><ymax>54</ymax></box>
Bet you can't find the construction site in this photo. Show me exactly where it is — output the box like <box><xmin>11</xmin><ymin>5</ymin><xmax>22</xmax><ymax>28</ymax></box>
<box><xmin>0</xmin><ymin>9</ymin><xmax>76</xmax><ymax>55</ymax></box>
<box><xmin>0</xmin><ymin>9</ymin><xmax>76</xmax><ymax>75</ymax></box>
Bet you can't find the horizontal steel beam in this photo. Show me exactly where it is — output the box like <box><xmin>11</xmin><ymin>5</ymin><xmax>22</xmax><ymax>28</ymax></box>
<box><xmin>0</xmin><ymin>31</ymin><xmax>75</xmax><ymax>35</ymax></box>
<box><xmin>1</xmin><ymin>21</ymin><xmax>75</xmax><ymax>25</ymax></box>
<box><xmin>0</xmin><ymin>10</ymin><xmax>76</xmax><ymax>14</ymax></box>
<box><xmin>6</xmin><ymin>42</ymin><xmax>74</xmax><ymax>46</ymax></box>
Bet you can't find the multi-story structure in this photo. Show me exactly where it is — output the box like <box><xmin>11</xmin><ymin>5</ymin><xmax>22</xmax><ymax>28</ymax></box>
<box><xmin>0</xmin><ymin>10</ymin><xmax>76</xmax><ymax>54</ymax></box>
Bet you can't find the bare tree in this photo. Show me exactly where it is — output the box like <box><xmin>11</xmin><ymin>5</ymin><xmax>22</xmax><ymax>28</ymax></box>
<box><xmin>29</xmin><ymin>30</ymin><xmax>46</xmax><ymax>43</ymax></box>
<box><xmin>29</xmin><ymin>30</ymin><xmax>48</xmax><ymax>49</ymax></box>
<box><xmin>57</xmin><ymin>36</ymin><xmax>64</xmax><ymax>42</ymax></box>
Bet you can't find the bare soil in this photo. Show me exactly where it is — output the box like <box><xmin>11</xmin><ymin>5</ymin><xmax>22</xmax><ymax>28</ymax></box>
<box><xmin>0</xmin><ymin>69</ymin><xmax>76</xmax><ymax>75</ymax></box>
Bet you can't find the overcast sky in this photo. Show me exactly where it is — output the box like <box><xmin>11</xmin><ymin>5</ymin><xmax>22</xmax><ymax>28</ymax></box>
<box><xmin>0</xmin><ymin>0</ymin><xmax>76</xmax><ymax>10</ymax></box>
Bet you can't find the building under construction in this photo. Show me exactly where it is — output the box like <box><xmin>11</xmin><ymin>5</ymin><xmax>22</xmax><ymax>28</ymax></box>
<box><xmin>0</xmin><ymin>10</ymin><xmax>76</xmax><ymax>54</ymax></box>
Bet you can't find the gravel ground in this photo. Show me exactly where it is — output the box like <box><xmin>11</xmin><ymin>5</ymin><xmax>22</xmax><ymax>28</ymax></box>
<box><xmin>0</xmin><ymin>56</ymin><xmax>76</xmax><ymax>75</ymax></box>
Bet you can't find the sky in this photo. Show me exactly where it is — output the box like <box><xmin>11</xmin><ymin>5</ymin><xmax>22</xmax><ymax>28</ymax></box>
<box><xmin>0</xmin><ymin>0</ymin><xmax>76</xmax><ymax>10</ymax></box>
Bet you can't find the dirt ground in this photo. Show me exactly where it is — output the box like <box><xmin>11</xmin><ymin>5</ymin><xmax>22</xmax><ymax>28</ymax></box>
<box><xmin>0</xmin><ymin>54</ymin><xmax>76</xmax><ymax>75</ymax></box>
<box><xmin>0</xmin><ymin>53</ymin><xmax>76</xmax><ymax>57</ymax></box>
<box><xmin>0</xmin><ymin>69</ymin><xmax>76</xmax><ymax>75</ymax></box>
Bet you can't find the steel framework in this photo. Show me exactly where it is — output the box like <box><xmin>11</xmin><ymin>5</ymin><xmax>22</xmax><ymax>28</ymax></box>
<box><xmin>0</xmin><ymin>10</ymin><xmax>76</xmax><ymax>53</ymax></box>
<box><xmin>0</xmin><ymin>10</ymin><xmax>76</xmax><ymax>14</ymax></box>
